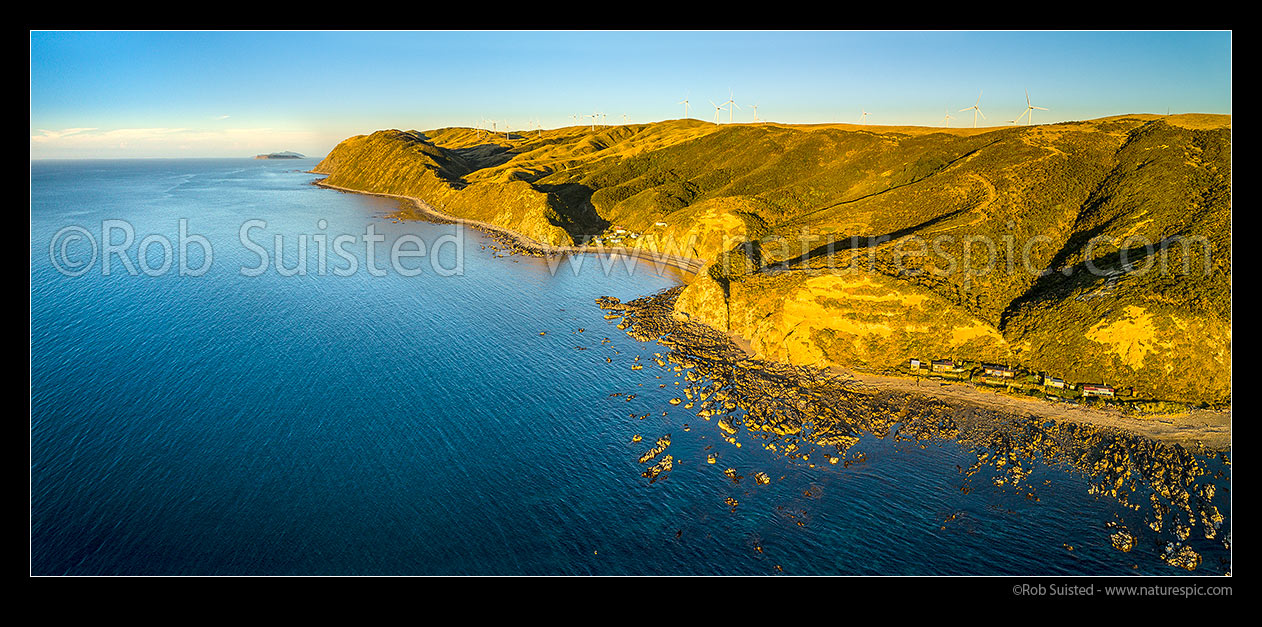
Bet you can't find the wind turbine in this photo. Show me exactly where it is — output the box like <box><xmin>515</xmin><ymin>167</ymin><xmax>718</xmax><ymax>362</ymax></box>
<box><xmin>751</xmin><ymin>104</ymin><xmax>760</xmax><ymax>122</ymax></box>
<box><xmin>678</xmin><ymin>95</ymin><xmax>690</xmax><ymax>119</ymax></box>
<box><xmin>959</xmin><ymin>90</ymin><xmax>985</xmax><ymax>128</ymax></box>
<box><xmin>724</xmin><ymin>89</ymin><xmax>739</xmax><ymax>124</ymax></box>
<box><xmin>1014</xmin><ymin>89</ymin><xmax>1048</xmax><ymax>126</ymax></box>
<box><xmin>943</xmin><ymin>106</ymin><xmax>953</xmax><ymax>127</ymax></box>
<box><xmin>710</xmin><ymin>100</ymin><xmax>725</xmax><ymax>124</ymax></box>
<box><xmin>859</xmin><ymin>108</ymin><xmax>870</xmax><ymax>124</ymax></box>
<box><xmin>621</xmin><ymin>114</ymin><xmax>630</xmax><ymax>124</ymax></box>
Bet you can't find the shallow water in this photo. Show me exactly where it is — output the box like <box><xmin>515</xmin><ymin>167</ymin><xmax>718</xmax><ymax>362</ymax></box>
<box><xmin>30</xmin><ymin>159</ymin><xmax>1230</xmax><ymax>575</ymax></box>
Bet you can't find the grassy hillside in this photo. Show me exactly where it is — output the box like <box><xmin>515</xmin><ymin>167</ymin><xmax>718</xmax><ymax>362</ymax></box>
<box><xmin>313</xmin><ymin>114</ymin><xmax>1231</xmax><ymax>406</ymax></box>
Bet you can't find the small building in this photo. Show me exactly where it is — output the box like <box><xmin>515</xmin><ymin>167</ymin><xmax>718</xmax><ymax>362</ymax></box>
<box><xmin>1043</xmin><ymin>376</ymin><xmax>1066</xmax><ymax>389</ymax></box>
<box><xmin>613</xmin><ymin>226</ymin><xmax>628</xmax><ymax>234</ymax></box>
<box><xmin>983</xmin><ymin>364</ymin><xmax>1015</xmax><ymax>378</ymax></box>
<box><xmin>1081</xmin><ymin>384</ymin><xmax>1116</xmax><ymax>398</ymax></box>
<box><xmin>654</xmin><ymin>221</ymin><xmax>668</xmax><ymax>227</ymax></box>
<box><xmin>909</xmin><ymin>358</ymin><xmax>923</xmax><ymax>370</ymax></box>
<box><xmin>931</xmin><ymin>359</ymin><xmax>955</xmax><ymax>373</ymax></box>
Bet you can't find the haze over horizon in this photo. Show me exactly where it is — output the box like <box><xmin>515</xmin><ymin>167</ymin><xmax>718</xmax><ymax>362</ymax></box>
<box><xmin>30</xmin><ymin>30</ymin><xmax>1232</xmax><ymax>160</ymax></box>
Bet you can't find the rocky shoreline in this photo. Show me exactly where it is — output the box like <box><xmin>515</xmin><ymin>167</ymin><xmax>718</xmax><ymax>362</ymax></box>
<box><xmin>598</xmin><ymin>287</ymin><xmax>1229</xmax><ymax>572</ymax></box>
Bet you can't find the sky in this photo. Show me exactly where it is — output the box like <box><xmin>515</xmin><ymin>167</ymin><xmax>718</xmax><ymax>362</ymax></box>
<box><xmin>30</xmin><ymin>30</ymin><xmax>1232</xmax><ymax>159</ymax></box>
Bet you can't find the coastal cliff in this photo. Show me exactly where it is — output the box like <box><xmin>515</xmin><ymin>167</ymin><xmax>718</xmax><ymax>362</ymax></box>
<box><xmin>314</xmin><ymin>114</ymin><xmax>1231</xmax><ymax>407</ymax></box>
<box><xmin>313</xmin><ymin>130</ymin><xmax>575</xmax><ymax>246</ymax></box>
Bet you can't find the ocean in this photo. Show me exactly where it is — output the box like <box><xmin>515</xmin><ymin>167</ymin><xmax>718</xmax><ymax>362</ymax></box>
<box><xmin>30</xmin><ymin>159</ymin><xmax>1230</xmax><ymax>575</ymax></box>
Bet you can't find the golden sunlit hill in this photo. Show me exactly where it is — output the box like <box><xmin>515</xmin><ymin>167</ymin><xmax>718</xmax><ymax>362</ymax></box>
<box><xmin>313</xmin><ymin>114</ymin><xmax>1231</xmax><ymax>407</ymax></box>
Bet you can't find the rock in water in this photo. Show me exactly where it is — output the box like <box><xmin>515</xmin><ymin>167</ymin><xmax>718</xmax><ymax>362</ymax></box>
<box><xmin>1161</xmin><ymin>543</ymin><xmax>1202</xmax><ymax>571</ymax></box>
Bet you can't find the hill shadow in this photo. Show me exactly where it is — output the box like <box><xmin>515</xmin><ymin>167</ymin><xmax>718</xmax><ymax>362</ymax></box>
<box><xmin>535</xmin><ymin>182</ymin><xmax>611</xmax><ymax>239</ymax></box>
<box><xmin>998</xmin><ymin>232</ymin><xmax>1216</xmax><ymax>329</ymax></box>
<box><xmin>769</xmin><ymin>204</ymin><xmax>974</xmax><ymax>270</ymax></box>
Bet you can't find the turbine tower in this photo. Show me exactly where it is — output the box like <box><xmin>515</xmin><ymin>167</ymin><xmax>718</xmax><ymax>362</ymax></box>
<box><xmin>943</xmin><ymin>106</ymin><xmax>953</xmax><ymax>127</ymax></box>
<box><xmin>959</xmin><ymin>90</ymin><xmax>985</xmax><ymax>128</ymax></box>
<box><xmin>710</xmin><ymin>100</ymin><xmax>725</xmax><ymax>124</ymax></box>
<box><xmin>1014</xmin><ymin>89</ymin><xmax>1048</xmax><ymax>126</ymax></box>
<box><xmin>678</xmin><ymin>95</ymin><xmax>690</xmax><ymax>119</ymax></box>
<box><xmin>751</xmin><ymin>104</ymin><xmax>760</xmax><ymax>122</ymax></box>
<box><xmin>859</xmin><ymin>108</ymin><xmax>870</xmax><ymax>124</ymax></box>
<box><xmin>724</xmin><ymin>89</ymin><xmax>739</xmax><ymax>124</ymax></box>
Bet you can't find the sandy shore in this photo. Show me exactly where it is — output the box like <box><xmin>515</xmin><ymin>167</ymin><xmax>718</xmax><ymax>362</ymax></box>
<box><xmin>313</xmin><ymin>179</ymin><xmax>706</xmax><ymax>279</ymax></box>
<box><xmin>313</xmin><ymin>177</ymin><xmax>1230</xmax><ymax>451</ymax></box>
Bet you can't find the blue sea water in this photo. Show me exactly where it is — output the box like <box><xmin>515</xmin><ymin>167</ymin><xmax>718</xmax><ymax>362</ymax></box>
<box><xmin>30</xmin><ymin>159</ymin><xmax>1230</xmax><ymax>576</ymax></box>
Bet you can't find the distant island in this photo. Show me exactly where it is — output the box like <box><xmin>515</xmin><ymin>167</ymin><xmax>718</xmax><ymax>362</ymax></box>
<box><xmin>254</xmin><ymin>151</ymin><xmax>305</xmax><ymax>159</ymax></box>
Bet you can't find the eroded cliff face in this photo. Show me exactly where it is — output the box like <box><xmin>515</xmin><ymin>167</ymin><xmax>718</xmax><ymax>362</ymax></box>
<box><xmin>676</xmin><ymin>268</ymin><xmax>1013</xmax><ymax>371</ymax></box>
